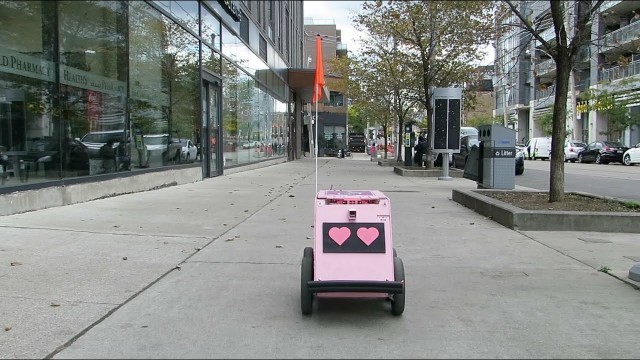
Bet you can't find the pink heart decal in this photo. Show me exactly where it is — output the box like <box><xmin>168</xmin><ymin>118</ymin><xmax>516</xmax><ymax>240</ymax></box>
<box><xmin>328</xmin><ymin>227</ymin><xmax>351</xmax><ymax>245</ymax></box>
<box><xmin>357</xmin><ymin>227</ymin><xmax>379</xmax><ymax>246</ymax></box>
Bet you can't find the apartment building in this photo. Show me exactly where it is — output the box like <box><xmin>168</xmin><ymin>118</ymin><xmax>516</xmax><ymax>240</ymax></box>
<box><xmin>302</xmin><ymin>19</ymin><xmax>348</xmax><ymax>157</ymax></box>
<box><xmin>0</xmin><ymin>0</ymin><xmax>311</xmax><ymax>214</ymax></box>
<box><xmin>494</xmin><ymin>0</ymin><xmax>640</xmax><ymax>146</ymax></box>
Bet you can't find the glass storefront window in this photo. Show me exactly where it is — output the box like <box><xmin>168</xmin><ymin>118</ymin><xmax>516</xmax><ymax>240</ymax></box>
<box><xmin>201</xmin><ymin>5</ymin><xmax>221</xmax><ymax>50</ymax></box>
<box><xmin>58</xmin><ymin>0</ymin><xmax>127</xmax><ymax>177</ymax></box>
<box><xmin>1</xmin><ymin>0</ymin><xmax>286</xmax><ymax>192</ymax></box>
<box><xmin>152</xmin><ymin>0</ymin><xmax>199</xmax><ymax>35</ymax></box>
<box><xmin>1</xmin><ymin>1</ymin><xmax>59</xmax><ymax>186</ymax></box>
<box><xmin>129</xmin><ymin>1</ymin><xmax>199</xmax><ymax>170</ymax></box>
<box><xmin>202</xmin><ymin>44</ymin><xmax>221</xmax><ymax>75</ymax></box>
<box><xmin>222</xmin><ymin>58</ymin><xmax>238</xmax><ymax>166</ymax></box>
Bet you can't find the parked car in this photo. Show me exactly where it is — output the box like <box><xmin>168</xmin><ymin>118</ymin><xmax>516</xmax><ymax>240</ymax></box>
<box><xmin>577</xmin><ymin>141</ymin><xmax>629</xmax><ymax>164</ymax></box>
<box><xmin>80</xmin><ymin>130</ymin><xmax>126</xmax><ymax>158</ymax></box>
<box><xmin>143</xmin><ymin>134</ymin><xmax>182</xmax><ymax>166</ymax></box>
<box><xmin>242</xmin><ymin>141</ymin><xmax>259</xmax><ymax>149</ymax></box>
<box><xmin>524</xmin><ymin>137</ymin><xmax>552</xmax><ymax>160</ymax></box>
<box><xmin>434</xmin><ymin>127</ymin><xmax>478</xmax><ymax>166</ymax></box>
<box><xmin>452</xmin><ymin>135</ymin><xmax>524</xmax><ymax>175</ymax></box>
<box><xmin>452</xmin><ymin>134</ymin><xmax>479</xmax><ymax>169</ymax></box>
<box><xmin>623</xmin><ymin>142</ymin><xmax>640</xmax><ymax>166</ymax></box>
<box><xmin>177</xmin><ymin>138</ymin><xmax>197</xmax><ymax>162</ymax></box>
<box><xmin>25</xmin><ymin>137</ymin><xmax>90</xmax><ymax>177</ymax></box>
<box><xmin>564</xmin><ymin>140</ymin><xmax>587</xmax><ymax>163</ymax></box>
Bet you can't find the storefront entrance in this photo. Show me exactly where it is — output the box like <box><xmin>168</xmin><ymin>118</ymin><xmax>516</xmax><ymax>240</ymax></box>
<box><xmin>202</xmin><ymin>73</ymin><xmax>222</xmax><ymax>177</ymax></box>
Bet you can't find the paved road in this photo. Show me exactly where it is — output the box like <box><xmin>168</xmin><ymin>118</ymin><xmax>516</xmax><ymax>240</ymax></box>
<box><xmin>517</xmin><ymin>159</ymin><xmax>640</xmax><ymax>202</ymax></box>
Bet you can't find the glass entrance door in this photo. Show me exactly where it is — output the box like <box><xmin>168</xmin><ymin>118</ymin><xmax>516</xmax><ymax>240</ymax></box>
<box><xmin>202</xmin><ymin>78</ymin><xmax>222</xmax><ymax>177</ymax></box>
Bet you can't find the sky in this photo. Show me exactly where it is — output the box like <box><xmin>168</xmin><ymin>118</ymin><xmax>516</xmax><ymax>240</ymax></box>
<box><xmin>302</xmin><ymin>0</ymin><xmax>495</xmax><ymax>65</ymax></box>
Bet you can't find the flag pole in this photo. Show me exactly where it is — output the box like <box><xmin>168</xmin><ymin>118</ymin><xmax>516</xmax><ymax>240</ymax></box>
<box><xmin>312</xmin><ymin>34</ymin><xmax>324</xmax><ymax>197</ymax></box>
<box><xmin>315</xmin><ymin>96</ymin><xmax>318</xmax><ymax>195</ymax></box>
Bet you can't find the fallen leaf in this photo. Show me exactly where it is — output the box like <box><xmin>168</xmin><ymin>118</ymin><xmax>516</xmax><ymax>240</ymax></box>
<box><xmin>50</xmin><ymin>303</ymin><xmax>60</xmax><ymax>307</ymax></box>
<box><xmin>276</xmin><ymin>245</ymin><xmax>283</xmax><ymax>248</ymax></box>
<box><xmin>244</xmin><ymin>210</ymin><xmax>249</xmax><ymax>213</ymax></box>
<box><xmin>4</xmin><ymin>326</ymin><xmax>11</xmax><ymax>331</ymax></box>
<box><xmin>289</xmin><ymin>195</ymin><xmax>295</xmax><ymax>197</ymax></box>
<box><xmin>10</xmin><ymin>262</ymin><xmax>22</xmax><ymax>266</ymax></box>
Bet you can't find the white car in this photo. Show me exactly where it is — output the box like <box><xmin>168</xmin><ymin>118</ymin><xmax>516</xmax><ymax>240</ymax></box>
<box><xmin>179</xmin><ymin>139</ymin><xmax>197</xmax><ymax>162</ymax></box>
<box><xmin>564</xmin><ymin>140</ymin><xmax>587</xmax><ymax>163</ymax></box>
<box><xmin>623</xmin><ymin>143</ymin><xmax>640</xmax><ymax>166</ymax></box>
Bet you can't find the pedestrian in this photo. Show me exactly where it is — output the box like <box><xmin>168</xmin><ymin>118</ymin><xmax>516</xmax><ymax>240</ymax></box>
<box><xmin>413</xmin><ymin>135</ymin><xmax>428</xmax><ymax>167</ymax></box>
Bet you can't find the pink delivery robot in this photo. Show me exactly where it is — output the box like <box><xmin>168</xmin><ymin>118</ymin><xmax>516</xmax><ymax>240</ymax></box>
<box><xmin>300</xmin><ymin>190</ymin><xmax>405</xmax><ymax>315</ymax></box>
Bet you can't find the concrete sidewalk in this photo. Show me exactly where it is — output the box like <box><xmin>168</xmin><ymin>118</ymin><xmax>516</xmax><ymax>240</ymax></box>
<box><xmin>1</xmin><ymin>153</ymin><xmax>638</xmax><ymax>359</ymax></box>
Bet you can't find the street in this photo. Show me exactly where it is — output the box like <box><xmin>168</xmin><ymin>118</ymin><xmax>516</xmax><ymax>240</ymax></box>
<box><xmin>518</xmin><ymin>159</ymin><xmax>640</xmax><ymax>202</ymax></box>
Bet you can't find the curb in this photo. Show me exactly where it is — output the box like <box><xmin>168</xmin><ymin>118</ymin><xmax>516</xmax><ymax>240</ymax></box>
<box><xmin>451</xmin><ymin>189</ymin><xmax>640</xmax><ymax>233</ymax></box>
<box><xmin>394</xmin><ymin>167</ymin><xmax>464</xmax><ymax>177</ymax></box>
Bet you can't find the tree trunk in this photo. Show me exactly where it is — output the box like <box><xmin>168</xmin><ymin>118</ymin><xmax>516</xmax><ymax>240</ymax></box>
<box><xmin>549</xmin><ymin>54</ymin><xmax>570</xmax><ymax>203</ymax></box>
<box><xmin>397</xmin><ymin>117</ymin><xmax>404</xmax><ymax>162</ymax></box>
<box><xmin>424</xmin><ymin>99</ymin><xmax>434</xmax><ymax>169</ymax></box>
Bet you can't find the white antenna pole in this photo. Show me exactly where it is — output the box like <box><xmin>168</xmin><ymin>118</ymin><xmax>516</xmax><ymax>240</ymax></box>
<box><xmin>315</xmin><ymin>100</ymin><xmax>318</xmax><ymax>195</ymax></box>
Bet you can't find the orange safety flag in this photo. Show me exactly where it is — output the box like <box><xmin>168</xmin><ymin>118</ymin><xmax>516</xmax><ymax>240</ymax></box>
<box><xmin>312</xmin><ymin>35</ymin><xmax>325</xmax><ymax>104</ymax></box>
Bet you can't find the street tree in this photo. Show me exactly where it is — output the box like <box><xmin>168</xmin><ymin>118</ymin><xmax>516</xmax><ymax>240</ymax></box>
<box><xmin>361</xmin><ymin>36</ymin><xmax>420</xmax><ymax>162</ymax></box>
<box><xmin>581</xmin><ymin>88</ymin><xmax>640</xmax><ymax>141</ymax></box>
<box><xmin>503</xmin><ymin>0</ymin><xmax>605</xmax><ymax>202</ymax></box>
<box><xmin>356</xmin><ymin>1</ymin><xmax>494</xmax><ymax>168</ymax></box>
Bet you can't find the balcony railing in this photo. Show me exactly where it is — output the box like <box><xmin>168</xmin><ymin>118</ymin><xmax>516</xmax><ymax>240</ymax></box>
<box><xmin>603</xmin><ymin>20</ymin><xmax>640</xmax><ymax>48</ymax></box>
<box><xmin>535</xmin><ymin>83</ymin><xmax>555</xmax><ymax>100</ymax></box>
<box><xmin>535</xmin><ymin>58</ymin><xmax>555</xmax><ymax>76</ymax></box>
<box><xmin>599</xmin><ymin>60</ymin><xmax>640</xmax><ymax>82</ymax></box>
<box><xmin>575</xmin><ymin>79</ymin><xmax>590</xmax><ymax>92</ymax></box>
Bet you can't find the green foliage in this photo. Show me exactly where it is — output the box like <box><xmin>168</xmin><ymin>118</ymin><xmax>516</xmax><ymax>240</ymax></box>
<box><xmin>582</xmin><ymin>88</ymin><xmax>640</xmax><ymax>140</ymax></box>
<box><xmin>598</xmin><ymin>266</ymin><xmax>611</xmax><ymax>273</ymax></box>
<box><xmin>624</xmin><ymin>201</ymin><xmax>640</xmax><ymax>210</ymax></box>
<box><xmin>537</xmin><ymin>109</ymin><xmax>554</xmax><ymax>137</ymax></box>
<box><xmin>347</xmin><ymin>106</ymin><xmax>367</xmax><ymax>134</ymax></box>
<box><xmin>466</xmin><ymin>115</ymin><xmax>499</xmax><ymax>128</ymax></box>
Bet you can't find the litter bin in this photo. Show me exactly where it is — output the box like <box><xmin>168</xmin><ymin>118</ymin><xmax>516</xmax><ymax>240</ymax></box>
<box><xmin>477</xmin><ymin>124</ymin><xmax>516</xmax><ymax>190</ymax></box>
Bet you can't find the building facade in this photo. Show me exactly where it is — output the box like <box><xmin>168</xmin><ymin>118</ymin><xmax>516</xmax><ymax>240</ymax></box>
<box><xmin>303</xmin><ymin>19</ymin><xmax>348</xmax><ymax>157</ymax></box>
<box><xmin>494</xmin><ymin>0</ymin><xmax>640</xmax><ymax>146</ymax></box>
<box><xmin>0</xmin><ymin>0</ymin><xmax>310</xmax><ymax>211</ymax></box>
